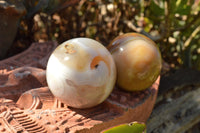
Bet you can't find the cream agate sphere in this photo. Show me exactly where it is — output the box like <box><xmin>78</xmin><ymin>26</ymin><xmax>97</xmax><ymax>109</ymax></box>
<box><xmin>46</xmin><ymin>38</ymin><xmax>116</xmax><ymax>109</ymax></box>
<box><xmin>108</xmin><ymin>33</ymin><xmax>162</xmax><ymax>91</ymax></box>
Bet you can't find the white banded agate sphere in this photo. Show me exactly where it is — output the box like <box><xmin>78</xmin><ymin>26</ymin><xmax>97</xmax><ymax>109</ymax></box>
<box><xmin>46</xmin><ymin>38</ymin><xmax>116</xmax><ymax>108</ymax></box>
<box><xmin>108</xmin><ymin>33</ymin><xmax>162</xmax><ymax>91</ymax></box>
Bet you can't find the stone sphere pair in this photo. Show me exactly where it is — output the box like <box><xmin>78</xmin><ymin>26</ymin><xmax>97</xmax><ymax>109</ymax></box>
<box><xmin>46</xmin><ymin>33</ymin><xmax>162</xmax><ymax>109</ymax></box>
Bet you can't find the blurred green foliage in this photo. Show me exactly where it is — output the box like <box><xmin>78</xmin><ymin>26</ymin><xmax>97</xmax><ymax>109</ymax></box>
<box><xmin>18</xmin><ymin>0</ymin><xmax>200</xmax><ymax>70</ymax></box>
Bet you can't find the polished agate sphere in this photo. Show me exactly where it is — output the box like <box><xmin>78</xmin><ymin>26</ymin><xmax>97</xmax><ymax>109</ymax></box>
<box><xmin>46</xmin><ymin>38</ymin><xmax>116</xmax><ymax>108</ymax></box>
<box><xmin>108</xmin><ymin>33</ymin><xmax>162</xmax><ymax>91</ymax></box>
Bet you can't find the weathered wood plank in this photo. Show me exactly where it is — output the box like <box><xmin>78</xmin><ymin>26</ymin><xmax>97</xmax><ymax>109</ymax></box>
<box><xmin>147</xmin><ymin>68</ymin><xmax>200</xmax><ymax>133</ymax></box>
<box><xmin>147</xmin><ymin>86</ymin><xmax>200</xmax><ymax>133</ymax></box>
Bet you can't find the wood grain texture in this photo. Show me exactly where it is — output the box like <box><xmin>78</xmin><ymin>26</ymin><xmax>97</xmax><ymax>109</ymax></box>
<box><xmin>147</xmin><ymin>69</ymin><xmax>200</xmax><ymax>133</ymax></box>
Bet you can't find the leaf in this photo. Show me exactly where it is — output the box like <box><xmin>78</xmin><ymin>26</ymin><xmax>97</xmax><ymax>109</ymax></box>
<box><xmin>143</xmin><ymin>17</ymin><xmax>153</xmax><ymax>32</ymax></box>
<box><xmin>175</xmin><ymin>5</ymin><xmax>191</xmax><ymax>15</ymax></box>
<box><xmin>174</xmin><ymin>0</ymin><xmax>191</xmax><ymax>15</ymax></box>
<box><xmin>101</xmin><ymin>122</ymin><xmax>146</xmax><ymax>133</ymax></box>
<box><xmin>150</xmin><ymin>0</ymin><xmax>164</xmax><ymax>16</ymax></box>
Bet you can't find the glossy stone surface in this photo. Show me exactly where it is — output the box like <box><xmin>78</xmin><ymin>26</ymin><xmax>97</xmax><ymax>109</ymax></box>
<box><xmin>0</xmin><ymin>41</ymin><xmax>160</xmax><ymax>133</ymax></box>
<box><xmin>46</xmin><ymin>38</ymin><xmax>116</xmax><ymax>108</ymax></box>
<box><xmin>108</xmin><ymin>33</ymin><xmax>162</xmax><ymax>91</ymax></box>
